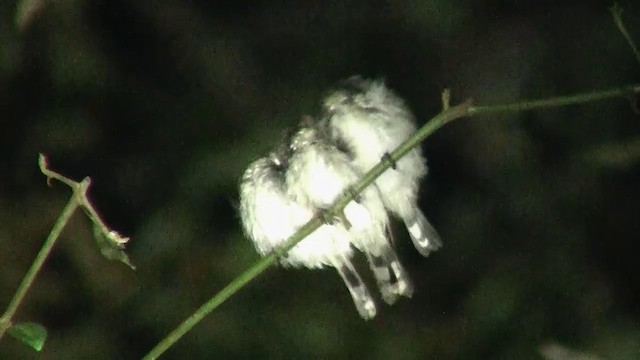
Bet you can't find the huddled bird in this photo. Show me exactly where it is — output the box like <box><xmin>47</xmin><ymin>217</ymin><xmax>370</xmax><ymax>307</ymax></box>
<box><xmin>320</xmin><ymin>76</ymin><xmax>442</xmax><ymax>256</ymax></box>
<box><xmin>238</xmin><ymin>76</ymin><xmax>441</xmax><ymax>319</ymax></box>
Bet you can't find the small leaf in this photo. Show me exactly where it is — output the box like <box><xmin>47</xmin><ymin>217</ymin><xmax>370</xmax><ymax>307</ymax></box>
<box><xmin>8</xmin><ymin>322</ymin><xmax>47</xmax><ymax>352</ymax></box>
<box><xmin>93</xmin><ymin>223</ymin><xmax>136</xmax><ymax>270</ymax></box>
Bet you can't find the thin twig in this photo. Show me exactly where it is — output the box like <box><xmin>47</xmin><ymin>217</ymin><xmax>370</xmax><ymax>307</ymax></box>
<box><xmin>39</xmin><ymin>155</ymin><xmax>130</xmax><ymax>248</ymax></box>
<box><xmin>610</xmin><ymin>3</ymin><xmax>640</xmax><ymax>66</ymax></box>
<box><xmin>0</xmin><ymin>156</ymin><xmax>87</xmax><ymax>340</ymax></box>
<box><xmin>470</xmin><ymin>84</ymin><xmax>640</xmax><ymax>115</ymax></box>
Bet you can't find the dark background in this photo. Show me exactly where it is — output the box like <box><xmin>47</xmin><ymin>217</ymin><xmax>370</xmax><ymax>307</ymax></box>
<box><xmin>1</xmin><ymin>0</ymin><xmax>639</xmax><ymax>359</ymax></box>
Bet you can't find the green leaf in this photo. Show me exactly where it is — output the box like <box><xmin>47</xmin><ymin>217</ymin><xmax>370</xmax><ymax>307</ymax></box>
<box><xmin>7</xmin><ymin>322</ymin><xmax>47</xmax><ymax>352</ymax></box>
<box><xmin>92</xmin><ymin>223</ymin><xmax>136</xmax><ymax>270</ymax></box>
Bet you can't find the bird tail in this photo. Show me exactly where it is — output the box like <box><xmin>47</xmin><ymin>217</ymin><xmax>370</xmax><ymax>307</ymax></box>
<box><xmin>404</xmin><ymin>209</ymin><xmax>442</xmax><ymax>257</ymax></box>
<box><xmin>364</xmin><ymin>229</ymin><xmax>414</xmax><ymax>304</ymax></box>
<box><xmin>366</xmin><ymin>251</ymin><xmax>414</xmax><ymax>304</ymax></box>
<box><xmin>332</xmin><ymin>256</ymin><xmax>377</xmax><ymax>320</ymax></box>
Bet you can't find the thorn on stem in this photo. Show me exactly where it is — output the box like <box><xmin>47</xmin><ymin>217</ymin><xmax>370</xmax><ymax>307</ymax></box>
<box><xmin>441</xmin><ymin>88</ymin><xmax>451</xmax><ymax>111</ymax></box>
<box><xmin>38</xmin><ymin>154</ymin><xmax>53</xmax><ymax>186</ymax></box>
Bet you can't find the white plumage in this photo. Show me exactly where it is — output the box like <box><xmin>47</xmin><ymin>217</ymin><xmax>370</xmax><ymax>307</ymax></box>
<box><xmin>239</xmin><ymin>152</ymin><xmax>352</xmax><ymax>268</ymax></box>
<box><xmin>238</xmin><ymin>76</ymin><xmax>441</xmax><ymax>319</ymax></box>
<box><xmin>239</xmin><ymin>149</ymin><xmax>377</xmax><ymax>318</ymax></box>
<box><xmin>321</xmin><ymin>76</ymin><xmax>442</xmax><ymax>256</ymax></box>
<box><xmin>286</xmin><ymin>125</ymin><xmax>413</xmax><ymax>305</ymax></box>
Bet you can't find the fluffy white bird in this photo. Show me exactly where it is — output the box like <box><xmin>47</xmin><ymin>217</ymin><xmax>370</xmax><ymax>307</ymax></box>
<box><xmin>286</xmin><ymin>124</ymin><xmax>413</xmax><ymax>305</ymax></box>
<box><xmin>320</xmin><ymin>76</ymin><xmax>442</xmax><ymax>256</ymax></box>
<box><xmin>239</xmin><ymin>149</ymin><xmax>377</xmax><ymax>319</ymax></box>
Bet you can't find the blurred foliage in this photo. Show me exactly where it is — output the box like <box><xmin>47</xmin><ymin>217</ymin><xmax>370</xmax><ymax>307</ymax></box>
<box><xmin>1</xmin><ymin>0</ymin><xmax>639</xmax><ymax>359</ymax></box>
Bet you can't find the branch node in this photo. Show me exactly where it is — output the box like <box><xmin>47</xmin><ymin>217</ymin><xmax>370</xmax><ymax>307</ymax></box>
<box><xmin>318</xmin><ymin>209</ymin><xmax>334</xmax><ymax>225</ymax></box>
<box><xmin>346</xmin><ymin>186</ymin><xmax>362</xmax><ymax>203</ymax></box>
<box><xmin>381</xmin><ymin>152</ymin><xmax>397</xmax><ymax>170</ymax></box>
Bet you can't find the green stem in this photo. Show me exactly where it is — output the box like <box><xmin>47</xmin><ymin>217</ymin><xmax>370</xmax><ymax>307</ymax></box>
<box><xmin>470</xmin><ymin>84</ymin><xmax>640</xmax><ymax>115</ymax></box>
<box><xmin>0</xmin><ymin>195</ymin><xmax>79</xmax><ymax>340</ymax></box>
<box><xmin>610</xmin><ymin>3</ymin><xmax>640</xmax><ymax>66</ymax></box>
<box><xmin>141</xmin><ymin>83</ymin><xmax>640</xmax><ymax>360</ymax></box>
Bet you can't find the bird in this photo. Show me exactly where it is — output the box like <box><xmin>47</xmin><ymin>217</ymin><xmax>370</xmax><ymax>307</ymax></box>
<box><xmin>285</xmin><ymin>123</ymin><xmax>413</xmax><ymax>306</ymax></box>
<box><xmin>320</xmin><ymin>76</ymin><xmax>442</xmax><ymax>257</ymax></box>
<box><xmin>239</xmin><ymin>147</ymin><xmax>377</xmax><ymax>319</ymax></box>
